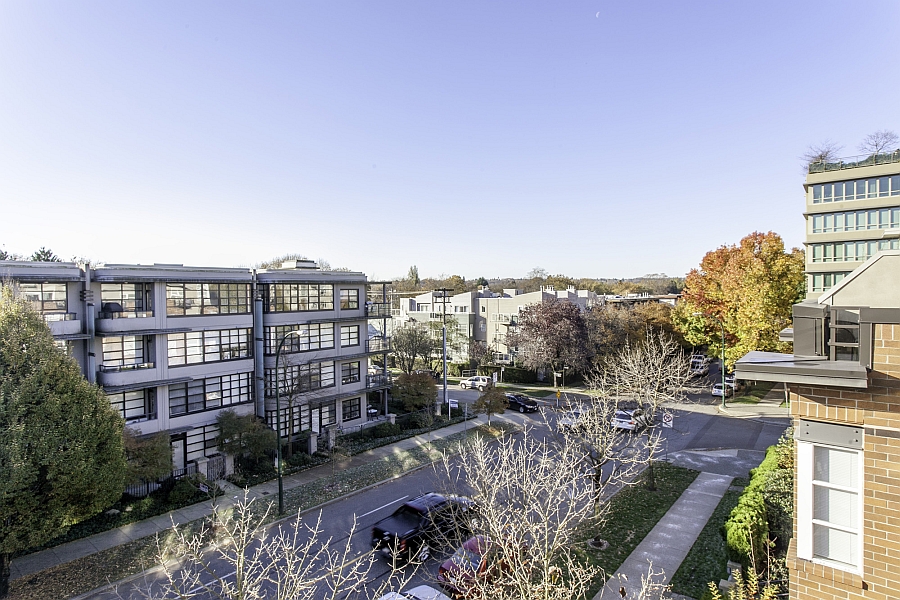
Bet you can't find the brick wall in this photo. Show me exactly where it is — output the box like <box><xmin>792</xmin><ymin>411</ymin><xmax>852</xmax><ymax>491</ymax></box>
<box><xmin>787</xmin><ymin>324</ymin><xmax>900</xmax><ymax>600</ymax></box>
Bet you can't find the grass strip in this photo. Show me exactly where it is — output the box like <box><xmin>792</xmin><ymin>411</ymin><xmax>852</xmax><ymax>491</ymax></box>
<box><xmin>575</xmin><ymin>462</ymin><xmax>700</xmax><ymax>599</ymax></box>
<box><xmin>7</xmin><ymin>423</ymin><xmax>515</xmax><ymax>600</ymax></box>
<box><xmin>669</xmin><ymin>486</ymin><xmax>743</xmax><ymax>599</ymax></box>
<box><xmin>729</xmin><ymin>381</ymin><xmax>775</xmax><ymax>405</ymax></box>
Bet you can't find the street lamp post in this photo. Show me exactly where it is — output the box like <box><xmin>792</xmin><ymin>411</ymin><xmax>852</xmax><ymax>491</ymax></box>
<box><xmin>274</xmin><ymin>330</ymin><xmax>305</xmax><ymax>515</ymax></box>
<box><xmin>694</xmin><ymin>312</ymin><xmax>727</xmax><ymax>409</ymax></box>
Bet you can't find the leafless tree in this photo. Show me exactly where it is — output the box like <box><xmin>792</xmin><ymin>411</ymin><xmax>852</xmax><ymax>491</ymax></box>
<box><xmin>587</xmin><ymin>331</ymin><xmax>693</xmax><ymax>490</ymax></box>
<box><xmin>137</xmin><ymin>496</ymin><xmax>409</xmax><ymax>600</ymax></box>
<box><xmin>858</xmin><ymin>129</ymin><xmax>899</xmax><ymax>155</ymax></box>
<box><xmin>800</xmin><ymin>140</ymin><xmax>842</xmax><ymax>170</ymax></box>
<box><xmin>435</xmin><ymin>430</ymin><xmax>602</xmax><ymax>600</ymax></box>
<box><xmin>557</xmin><ymin>399</ymin><xmax>653</xmax><ymax>514</ymax></box>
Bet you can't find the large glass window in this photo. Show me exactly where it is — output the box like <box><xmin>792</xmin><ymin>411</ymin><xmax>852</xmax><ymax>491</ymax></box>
<box><xmin>810</xmin><ymin>207</ymin><xmax>900</xmax><ymax>233</ymax></box>
<box><xmin>108</xmin><ymin>389</ymin><xmax>157</xmax><ymax>422</ymax></box>
<box><xmin>264</xmin><ymin>324</ymin><xmax>335</xmax><ymax>354</ymax></box>
<box><xmin>167</xmin><ymin>329</ymin><xmax>251</xmax><ymax>366</ymax></box>
<box><xmin>100</xmin><ymin>283</ymin><xmax>153</xmax><ymax>317</ymax></box>
<box><xmin>812</xmin><ymin>176</ymin><xmax>900</xmax><ymax>204</ymax></box>
<box><xmin>265</xmin><ymin>361</ymin><xmax>335</xmax><ymax>397</ymax></box>
<box><xmin>798</xmin><ymin>442</ymin><xmax>862</xmax><ymax>571</ymax></box>
<box><xmin>340</xmin><ymin>289</ymin><xmax>360</xmax><ymax>310</ymax></box>
<box><xmin>829</xmin><ymin>310</ymin><xmax>860</xmax><ymax>362</ymax></box>
<box><xmin>263</xmin><ymin>283</ymin><xmax>334</xmax><ymax>312</ymax></box>
<box><xmin>342</xmin><ymin>398</ymin><xmax>361</xmax><ymax>421</ymax></box>
<box><xmin>809</xmin><ymin>238</ymin><xmax>900</xmax><ymax>263</ymax></box>
<box><xmin>166</xmin><ymin>283</ymin><xmax>251</xmax><ymax>316</ymax></box>
<box><xmin>19</xmin><ymin>282</ymin><xmax>67</xmax><ymax>314</ymax></box>
<box><xmin>168</xmin><ymin>372</ymin><xmax>252</xmax><ymax>416</ymax></box>
<box><xmin>340</xmin><ymin>325</ymin><xmax>360</xmax><ymax>347</ymax></box>
<box><xmin>101</xmin><ymin>336</ymin><xmax>153</xmax><ymax>371</ymax></box>
<box><xmin>341</xmin><ymin>361</ymin><xmax>361</xmax><ymax>385</ymax></box>
<box><xmin>810</xmin><ymin>272</ymin><xmax>848</xmax><ymax>293</ymax></box>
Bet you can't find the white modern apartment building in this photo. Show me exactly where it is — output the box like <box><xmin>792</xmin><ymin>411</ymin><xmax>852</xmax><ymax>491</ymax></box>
<box><xmin>395</xmin><ymin>285</ymin><xmax>601</xmax><ymax>364</ymax></box>
<box><xmin>0</xmin><ymin>259</ymin><xmax>391</xmax><ymax>476</ymax></box>
<box><xmin>805</xmin><ymin>151</ymin><xmax>900</xmax><ymax>298</ymax></box>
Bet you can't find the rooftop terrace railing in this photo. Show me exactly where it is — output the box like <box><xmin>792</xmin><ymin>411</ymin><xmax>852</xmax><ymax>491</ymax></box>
<box><xmin>809</xmin><ymin>150</ymin><xmax>900</xmax><ymax>174</ymax></box>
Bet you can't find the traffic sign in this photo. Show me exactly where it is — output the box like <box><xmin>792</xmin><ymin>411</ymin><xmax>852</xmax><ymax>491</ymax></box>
<box><xmin>449</xmin><ymin>399</ymin><xmax>459</xmax><ymax>409</ymax></box>
<box><xmin>662</xmin><ymin>413</ymin><xmax>674</xmax><ymax>428</ymax></box>
<box><xmin>556</xmin><ymin>390</ymin><xmax>561</xmax><ymax>399</ymax></box>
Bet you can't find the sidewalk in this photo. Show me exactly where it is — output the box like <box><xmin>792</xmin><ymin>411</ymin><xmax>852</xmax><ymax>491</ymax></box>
<box><xmin>595</xmin><ymin>471</ymin><xmax>734</xmax><ymax>600</ymax></box>
<box><xmin>10</xmin><ymin>411</ymin><xmax>531</xmax><ymax>582</ymax></box>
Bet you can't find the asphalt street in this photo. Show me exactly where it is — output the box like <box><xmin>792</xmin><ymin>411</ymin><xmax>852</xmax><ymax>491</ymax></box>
<box><xmin>94</xmin><ymin>380</ymin><xmax>789</xmax><ymax>600</ymax></box>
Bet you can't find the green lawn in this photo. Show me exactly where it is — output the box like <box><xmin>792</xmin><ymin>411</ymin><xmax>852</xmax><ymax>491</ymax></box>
<box><xmin>728</xmin><ymin>381</ymin><xmax>776</xmax><ymax>405</ymax></box>
<box><xmin>669</xmin><ymin>483</ymin><xmax>744</xmax><ymax>599</ymax></box>
<box><xmin>574</xmin><ymin>463</ymin><xmax>700</xmax><ymax>598</ymax></box>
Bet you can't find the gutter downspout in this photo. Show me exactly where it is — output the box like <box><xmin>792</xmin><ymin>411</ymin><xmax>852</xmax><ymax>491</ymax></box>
<box><xmin>252</xmin><ymin>272</ymin><xmax>265</xmax><ymax>418</ymax></box>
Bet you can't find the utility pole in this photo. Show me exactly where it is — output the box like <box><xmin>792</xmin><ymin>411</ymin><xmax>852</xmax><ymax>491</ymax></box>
<box><xmin>437</xmin><ymin>288</ymin><xmax>450</xmax><ymax>415</ymax></box>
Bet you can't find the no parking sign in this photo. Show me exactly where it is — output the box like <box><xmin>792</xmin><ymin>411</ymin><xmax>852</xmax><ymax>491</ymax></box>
<box><xmin>662</xmin><ymin>413</ymin><xmax>674</xmax><ymax>428</ymax></box>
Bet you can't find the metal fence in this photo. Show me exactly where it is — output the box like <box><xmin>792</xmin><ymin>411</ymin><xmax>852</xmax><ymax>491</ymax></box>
<box><xmin>206</xmin><ymin>454</ymin><xmax>226</xmax><ymax>481</ymax></box>
<box><xmin>124</xmin><ymin>462</ymin><xmax>198</xmax><ymax>498</ymax></box>
<box><xmin>809</xmin><ymin>150</ymin><xmax>900</xmax><ymax>173</ymax></box>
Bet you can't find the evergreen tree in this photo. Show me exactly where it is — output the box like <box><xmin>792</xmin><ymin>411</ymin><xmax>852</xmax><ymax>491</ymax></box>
<box><xmin>0</xmin><ymin>285</ymin><xmax>126</xmax><ymax>597</ymax></box>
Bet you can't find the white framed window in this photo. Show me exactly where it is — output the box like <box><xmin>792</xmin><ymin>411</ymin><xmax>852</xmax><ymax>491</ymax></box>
<box><xmin>797</xmin><ymin>440</ymin><xmax>863</xmax><ymax>572</ymax></box>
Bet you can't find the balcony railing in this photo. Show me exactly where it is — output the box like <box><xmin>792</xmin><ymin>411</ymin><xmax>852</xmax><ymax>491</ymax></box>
<box><xmin>367</xmin><ymin>337</ymin><xmax>391</xmax><ymax>353</ymax></box>
<box><xmin>42</xmin><ymin>312</ymin><xmax>76</xmax><ymax>323</ymax></box>
<box><xmin>809</xmin><ymin>150</ymin><xmax>900</xmax><ymax>174</ymax></box>
<box><xmin>99</xmin><ymin>310</ymin><xmax>154</xmax><ymax>319</ymax></box>
<box><xmin>367</xmin><ymin>373</ymin><xmax>392</xmax><ymax>387</ymax></box>
<box><xmin>365</xmin><ymin>303</ymin><xmax>392</xmax><ymax>318</ymax></box>
<box><xmin>99</xmin><ymin>362</ymin><xmax>156</xmax><ymax>373</ymax></box>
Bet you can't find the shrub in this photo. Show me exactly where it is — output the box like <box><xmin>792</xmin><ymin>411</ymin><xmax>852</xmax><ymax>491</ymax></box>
<box><xmin>371</xmin><ymin>422</ymin><xmax>402</xmax><ymax>438</ymax></box>
<box><xmin>724</xmin><ymin>490</ymin><xmax>769</xmax><ymax>568</ymax></box>
<box><xmin>392</xmin><ymin>373</ymin><xmax>438</xmax><ymax>411</ymax></box>
<box><xmin>478</xmin><ymin>366</ymin><xmax>537</xmax><ymax>383</ymax></box>
<box><xmin>167</xmin><ymin>478</ymin><xmax>200</xmax><ymax>505</ymax></box>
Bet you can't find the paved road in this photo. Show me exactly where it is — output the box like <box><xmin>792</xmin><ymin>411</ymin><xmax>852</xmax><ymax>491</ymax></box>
<box><xmin>93</xmin><ymin>396</ymin><xmax>788</xmax><ymax>600</ymax></box>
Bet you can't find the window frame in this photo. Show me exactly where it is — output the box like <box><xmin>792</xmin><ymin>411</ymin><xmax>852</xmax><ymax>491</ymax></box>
<box><xmin>263</xmin><ymin>283</ymin><xmax>335</xmax><ymax>313</ymax></box>
<box><xmin>341</xmin><ymin>361</ymin><xmax>361</xmax><ymax>385</ymax></box>
<box><xmin>165</xmin><ymin>282</ymin><xmax>251</xmax><ymax>316</ymax></box>
<box><xmin>340</xmin><ymin>324</ymin><xmax>360</xmax><ymax>347</ymax></box>
<box><xmin>340</xmin><ymin>289</ymin><xmax>360</xmax><ymax>310</ymax></box>
<box><xmin>796</xmin><ymin>440</ymin><xmax>864</xmax><ymax>574</ymax></box>
<box><xmin>168</xmin><ymin>372</ymin><xmax>252</xmax><ymax>417</ymax></box>
<box><xmin>342</xmin><ymin>398</ymin><xmax>361</xmax><ymax>421</ymax></box>
<box><xmin>167</xmin><ymin>329</ymin><xmax>252</xmax><ymax>367</ymax></box>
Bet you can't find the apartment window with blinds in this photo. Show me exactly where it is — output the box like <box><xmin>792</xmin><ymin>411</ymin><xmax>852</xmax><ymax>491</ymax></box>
<box><xmin>168</xmin><ymin>372</ymin><xmax>252</xmax><ymax>416</ymax></box>
<box><xmin>341</xmin><ymin>325</ymin><xmax>360</xmax><ymax>347</ymax></box>
<box><xmin>167</xmin><ymin>329</ymin><xmax>251</xmax><ymax>366</ymax></box>
<box><xmin>165</xmin><ymin>283</ymin><xmax>251</xmax><ymax>316</ymax></box>
<box><xmin>19</xmin><ymin>282</ymin><xmax>67</xmax><ymax>314</ymax></box>
<box><xmin>797</xmin><ymin>441</ymin><xmax>863</xmax><ymax>572</ymax></box>
<box><xmin>264</xmin><ymin>323</ymin><xmax>335</xmax><ymax>354</ymax></box>
<box><xmin>264</xmin><ymin>361</ymin><xmax>335</xmax><ymax>397</ymax></box>
<box><xmin>264</xmin><ymin>283</ymin><xmax>334</xmax><ymax>312</ymax></box>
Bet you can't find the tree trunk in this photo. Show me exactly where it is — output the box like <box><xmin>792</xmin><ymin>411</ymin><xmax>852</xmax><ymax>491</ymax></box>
<box><xmin>646</xmin><ymin>459</ymin><xmax>657</xmax><ymax>491</ymax></box>
<box><xmin>285</xmin><ymin>404</ymin><xmax>294</xmax><ymax>460</ymax></box>
<box><xmin>0</xmin><ymin>552</ymin><xmax>11</xmax><ymax>598</ymax></box>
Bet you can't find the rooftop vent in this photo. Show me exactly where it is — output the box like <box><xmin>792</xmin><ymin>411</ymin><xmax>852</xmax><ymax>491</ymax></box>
<box><xmin>280</xmin><ymin>260</ymin><xmax>318</xmax><ymax>270</ymax></box>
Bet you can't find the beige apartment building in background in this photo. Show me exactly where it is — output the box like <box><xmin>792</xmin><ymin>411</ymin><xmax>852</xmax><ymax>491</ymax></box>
<box><xmin>804</xmin><ymin>153</ymin><xmax>900</xmax><ymax>298</ymax></box>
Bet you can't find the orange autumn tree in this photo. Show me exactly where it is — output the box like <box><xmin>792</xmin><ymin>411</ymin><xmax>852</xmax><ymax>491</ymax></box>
<box><xmin>672</xmin><ymin>232</ymin><xmax>804</xmax><ymax>367</ymax></box>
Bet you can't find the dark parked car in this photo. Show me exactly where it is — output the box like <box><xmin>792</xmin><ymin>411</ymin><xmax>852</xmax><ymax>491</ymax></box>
<box><xmin>504</xmin><ymin>393</ymin><xmax>538</xmax><ymax>413</ymax></box>
<box><xmin>371</xmin><ymin>492</ymin><xmax>477</xmax><ymax>564</ymax></box>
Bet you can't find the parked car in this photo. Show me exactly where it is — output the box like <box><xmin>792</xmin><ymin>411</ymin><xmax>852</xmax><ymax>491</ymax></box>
<box><xmin>376</xmin><ymin>585</ymin><xmax>453</xmax><ymax>600</ymax></box>
<box><xmin>711</xmin><ymin>383</ymin><xmax>733</xmax><ymax>397</ymax></box>
<box><xmin>505</xmin><ymin>393</ymin><xmax>538</xmax><ymax>413</ymax></box>
<box><xmin>371</xmin><ymin>493</ymin><xmax>478</xmax><ymax>564</ymax></box>
<box><xmin>557</xmin><ymin>409</ymin><xmax>584</xmax><ymax>431</ymax></box>
<box><xmin>459</xmin><ymin>376</ymin><xmax>493</xmax><ymax>391</ymax></box>
<box><xmin>612</xmin><ymin>409</ymin><xmax>645</xmax><ymax>431</ymax></box>
<box><xmin>413</xmin><ymin>369</ymin><xmax>441</xmax><ymax>381</ymax></box>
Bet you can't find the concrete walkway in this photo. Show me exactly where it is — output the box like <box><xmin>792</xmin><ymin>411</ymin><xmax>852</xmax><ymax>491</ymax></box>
<box><xmin>595</xmin><ymin>471</ymin><xmax>734</xmax><ymax>600</ymax></box>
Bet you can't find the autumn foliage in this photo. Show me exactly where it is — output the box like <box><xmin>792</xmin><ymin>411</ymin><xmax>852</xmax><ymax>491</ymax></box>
<box><xmin>673</xmin><ymin>232</ymin><xmax>804</xmax><ymax>366</ymax></box>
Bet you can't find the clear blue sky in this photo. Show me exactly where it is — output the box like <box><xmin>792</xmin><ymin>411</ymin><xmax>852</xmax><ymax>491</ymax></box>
<box><xmin>1</xmin><ymin>2</ymin><xmax>898</xmax><ymax>281</ymax></box>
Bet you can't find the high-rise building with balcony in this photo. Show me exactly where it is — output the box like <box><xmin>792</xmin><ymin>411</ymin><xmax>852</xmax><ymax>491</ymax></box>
<box><xmin>0</xmin><ymin>258</ymin><xmax>391</xmax><ymax>479</ymax></box>
<box><xmin>804</xmin><ymin>151</ymin><xmax>900</xmax><ymax>298</ymax></box>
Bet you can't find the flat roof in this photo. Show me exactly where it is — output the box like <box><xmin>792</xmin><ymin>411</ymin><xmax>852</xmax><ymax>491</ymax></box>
<box><xmin>734</xmin><ymin>351</ymin><xmax>868</xmax><ymax>389</ymax></box>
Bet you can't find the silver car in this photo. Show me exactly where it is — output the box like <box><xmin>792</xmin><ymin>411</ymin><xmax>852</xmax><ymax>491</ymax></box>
<box><xmin>459</xmin><ymin>376</ymin><xmax>493</xmax><ymax>391</ymax></box>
